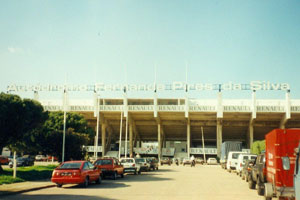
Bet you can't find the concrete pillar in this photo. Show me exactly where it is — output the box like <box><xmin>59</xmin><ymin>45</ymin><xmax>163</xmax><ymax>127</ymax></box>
<box><xmin>247</xmin><ymin>123</ymin><xmax>254</xmax><ymax>149</ymax></box>
<box><xmin>101</xmin><ymin>124</ymin><xmax>106</xmax><ymax>157</ymax></box>
<box><xmin>129</xmin><ymin>122</ymin><xmax>134</xmax><ymax>157</ymax></box>
<box><xmin>158</xmin><ymin>123</ymin><xmax>162</xmax><ymax>163</ymax></box>
<box><xmin>216</xmin><ymin>120</ymin><xmax>222</xmax><ymax>158</ymax></box>
<box><xmin>187</xmin><ymin>119</ymin><xmax>191</xmax><ymax>158</ymax></box>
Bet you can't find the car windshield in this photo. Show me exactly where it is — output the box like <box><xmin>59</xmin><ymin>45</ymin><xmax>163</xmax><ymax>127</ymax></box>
<box><xmin>243</xmin><ymin>156</ymin><xmax>249</xmax><ymax>160</ymax></box>
<box><xmin>121</xmin><ymin>159</ymin><xmax>134</xmax><ymax>163</ymax></box>
<box><xmin>251</xmin><ymin>156</ymin><xmax>257</xmax><ymax>160</ymax></box>
<box><xmin>135</xmin><ymin>158</ymin><xmax>146</xmax><ymax>163</ymax></box>
<box><xmin>232</xmin><ymin>153</ymin><xmax>240</xmax><ymax>159</ymax></box>
<box><xmin>95</xmin><ymin>159</ymin><xmax>113</xmax><ymax>165</ymax></box>
<box><xmin>17</xmin><ymin>157</ymin><xmax>24</xmax><ymax>161</ymax></box>
<box><xmin>59</xmin><ymin>162</ymin><xmax>82</xmax><ymax>169</ymax></box>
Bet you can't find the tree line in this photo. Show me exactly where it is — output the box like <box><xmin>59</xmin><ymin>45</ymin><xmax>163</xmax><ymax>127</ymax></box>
<box><xmin>0</xmin><ymin>92</ymin><xmax>94</xmax><ymax>172</ymax></box>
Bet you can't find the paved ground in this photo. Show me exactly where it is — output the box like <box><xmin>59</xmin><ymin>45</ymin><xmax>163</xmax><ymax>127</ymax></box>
<box><xmin>2</xmin><ymin>165</ymin><xmax>265</xmax><ymax>200</ymax></box>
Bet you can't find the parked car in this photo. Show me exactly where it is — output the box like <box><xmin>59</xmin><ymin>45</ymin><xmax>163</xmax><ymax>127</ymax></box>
<box><xmin>236</xmin><ymin>154</ymin><xmax>257</xmax><ymax>176</ymax></box>
<box><xmin>94</xmin><ymin>158</ymin><xmax>124</xmax><ymax>179</ymax></box>
<box><xmin>241</xmin><ymin>160</ymin><xmax>255</xmax><ymax>182</ymax></box>
<box><xmin>0</xmin><ymin>156</ymin><xmax>9</xmax><ymax>165</ymax></box>
<box><xmin>195</xmin><ymin>157</ymin><xmax>204</xmax><ymax>164</ymax></box>
<box><xmin>248</xmin><ymin>153</ymin><xmax>266</xmax><ymax>196</ymax></box>
<box><xmin>47</xmin><ymin>155</ymin><xmax>58</xmax><ymax>162</ymax></box>
<box><xmin>22</xmin><ymin>155</ymin><xmax>35</xmax><ymax>166</ymax></box>
<box><xmin>161</xmin><ymin>157</ymin><xmax>172</xmax><ymax>166</ymax></box>
<box><xmin>207</xmin><ymin>158</ymin><xmax>218</xmax><ymax>165</ymax></box>
<box><xmin>35</xmin><ymin>155</ymin><xmax>47</xmax><ymax>161</ymax></box>
<box><xmin>120</xmin><ymin>158</ymin><xmax>141</xmax><ymax>175</ymax></box>
<box><xmin>9</xmin><ymin>157</ymin><xmax>33</xmax><ymax>167</ymax></box>
<box><xmin>146</xmin><ymin>157</ymin><xmax>159</xmax><ymax>170</ymax></box>
<box><xmin>51</xmin><ymin>161</ymin><xmax>101</xmax><ymax>188</ymax></box>
<box><xmin>183</xmin><ymin>158</ymin><xmax>192</xmax><ymax>166</ymax></box>
<box><xmin>136</xmin><ymin>158</ymin><xmax>150</xmax><ymax>172</ymax></box>
<box><xmin>226</xmin><ymin>151</ymin><xmax>247</xmax><ymax>172</ymax></box>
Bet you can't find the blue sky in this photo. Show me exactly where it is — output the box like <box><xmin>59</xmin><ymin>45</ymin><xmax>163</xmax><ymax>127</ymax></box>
<box><xmin>1</xmin><ymin>0</ymin><xmax>300</xmax><ymax>100</ymax></box>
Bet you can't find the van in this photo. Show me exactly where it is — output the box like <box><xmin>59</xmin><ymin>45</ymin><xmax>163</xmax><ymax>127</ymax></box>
<box><xmin>236</xmin><ymin>154</ymin><xmax>257</xmax><ymax>176</ymax></box>
<box><xmin>226</xmin><ymin>151</ymin><xmax>247</xmax><ymax>172</ymax></box>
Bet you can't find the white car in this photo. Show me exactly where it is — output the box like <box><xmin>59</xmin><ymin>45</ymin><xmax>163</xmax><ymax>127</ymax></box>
<box><xmin>35</xmin><ymin>155</ymin><xmax>47</xmax><ymax>161</ymax></box>
<box><xmin>226</xmin><ymin>151</ymin><xmax>248</xmax><ymax>172</ymax></box>
<box><xmin>236</xmin><ymin>154</ymin><xmax>257</xmax><ymax>176</ymax></box>
<box><xmin>120</xmin><ymin>158</ymin><xmax>141</xmax><ymax>175</ymax></box>
<box><xmin>207</xmin><ymin>158</ymin><xmax>218</xmax><ymax>165</ymax></box>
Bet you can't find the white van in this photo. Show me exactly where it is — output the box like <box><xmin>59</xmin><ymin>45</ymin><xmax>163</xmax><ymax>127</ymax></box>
<box><xmin>236</xmin><ymin>154</ymin><xmax>257</xmax><ymax>175</ymax></box>
<box><xmin>226</xmin><ymin>151</ymin><xmax>247</xmax><ymax>172</ymax></box>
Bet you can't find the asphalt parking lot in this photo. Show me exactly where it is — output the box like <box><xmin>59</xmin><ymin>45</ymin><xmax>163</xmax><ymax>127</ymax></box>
<box><xmin>2</xmin><ymin>165</ymin><xmax>263</xmax><ymax>200</ymax></box>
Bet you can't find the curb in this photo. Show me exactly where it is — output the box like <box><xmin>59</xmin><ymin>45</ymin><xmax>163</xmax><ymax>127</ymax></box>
<box><xmin>0</xmin><ymin>184</ymin><xmax>55</xmax><ymax>197</ymax></box>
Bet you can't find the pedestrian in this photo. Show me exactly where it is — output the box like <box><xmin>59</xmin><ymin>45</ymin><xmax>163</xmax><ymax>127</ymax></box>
<box><xmin>191</xmin><ymin>155</ymin><xmax>195</xmax><ymax>167</ymax></box>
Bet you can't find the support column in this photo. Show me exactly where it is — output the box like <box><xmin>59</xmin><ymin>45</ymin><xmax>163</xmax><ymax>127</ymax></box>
<box><xmin>101</xmin><ymin>124</ymin><xmax>107</xmax><ymax>157</ymax></box>
<box><xmin>129</xmin><ymin>121</ymin><xmax>134</xmax><ymax>157</ymax></box>
<box><xmin>247</xmin><ymin>121</ymin><xmax>254</xmax><ymax>149</ymax></box>
<box><xmin>158</xmin><ymin>123</ymin><xmax>162</xmax><ymax>163</ymax></box>
<box><xmin>216</xmin><ymin>119</ymin><xmax>222</xmax><ymax>158</ymax></box>
<box><xmin>187</xmin><ymin>119</ymin><xmax>191</xmax><ymax>158</ymax></box>
<box><xmin>280</xmin><ymin>90</ymin><xmax>291</xmax><ymax>129</ymax></box>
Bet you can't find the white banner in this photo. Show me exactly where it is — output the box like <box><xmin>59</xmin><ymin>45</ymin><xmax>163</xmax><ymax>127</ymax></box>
<box><xmin>190</xmin><ymin>148</ymin><xmax>217</xmax><ymax>155</ymax></box>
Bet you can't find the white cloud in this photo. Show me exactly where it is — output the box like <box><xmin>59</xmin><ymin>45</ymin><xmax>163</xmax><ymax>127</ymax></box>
<box><xmin>7</xmin><ymin>47</ymin><xmax>23</xmax><ymax>54</ymax></box>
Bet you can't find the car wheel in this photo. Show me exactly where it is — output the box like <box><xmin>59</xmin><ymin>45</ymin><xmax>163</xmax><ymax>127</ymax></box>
<box><xmin>134</xmin><ymin>170</ymin><xmax>137</xmax><ymax>175</ymax></box>
<box><xmin>248</xmin><ymin>176</ymin><xmax>256</xmax><ymax>189</ymax></box>
<box><xmin>257</xmin><ymin>179</ymin><xmax>265</xmax><ymax>196</ymax></box>
<box><xmin>156</xmin><ymin>167</ymin><xmax>158</xmax><ymax>170</ymax></box>
<box><xmin>83</xmin><ymin>177</ymin><xmax>89</xmax><ymax>188</ymax></box>
<box><xmin>96</xmin><ymin>175</ymin><xmax>102</xmax><ymax>184</ymax></box>
<box><xmin>113</xmin><ymin>171</ymin><xmax>117</xmax><ymax>180</ymax></box>
<box><xmin>121</xmin><ymin>173</ymin><xmax>124</xmax><ymax>178</ymax></box>
<box><xmin>56</xmin><ymin>184</ymin><xmax>62</xmax><ymax>188</ymax></box>
<box><xmin>138</xmin><ymin>170</ymin><xmax>141</xmax><ymax>175</ymax></box>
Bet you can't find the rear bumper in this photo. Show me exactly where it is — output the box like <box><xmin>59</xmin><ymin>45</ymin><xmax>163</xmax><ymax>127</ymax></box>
<box><xmin>51</xmin><ymin>177</ymin><xmax>84</xmax><ymax>185</ymax></box>
<box><xmin>276</xmin><ymin>186</ymin><xmax>295</xmax><ymax>198</ymax></box>
<box><xmin>101</xmin><ymin>170</ymin><xmax>115</xmax><ymax>176</ymax></box>
<box><xmin>124</xmin><ymin>168</ymin><xmax>136</xmax><ymax>173</ymax></box>
<box><xmin>140</xmin><ymin>166</ymin><xmax>148</xmax><ymax>171</ymax></box>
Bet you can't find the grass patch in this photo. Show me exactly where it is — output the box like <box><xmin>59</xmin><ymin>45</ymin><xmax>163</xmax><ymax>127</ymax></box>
<box><xmin>0</xmin><ymin>165</ymin><xmax>58</xmax><ymax>185</ymax></box>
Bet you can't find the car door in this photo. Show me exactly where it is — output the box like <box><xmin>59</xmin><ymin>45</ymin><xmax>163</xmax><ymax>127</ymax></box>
<box><xmin>87</xmin><ymin>162</ymin><xmax>98</xmax><ymax>181</ymax></box>
<box><xmin>295</xmin><ymin>144</ymin><xmax>300</xmax><ymax>200</ymax></box>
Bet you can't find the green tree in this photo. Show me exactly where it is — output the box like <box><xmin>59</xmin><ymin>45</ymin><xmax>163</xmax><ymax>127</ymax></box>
<box><xmin>251</xmin><ymin>140</ymin><xmax>266</xmax><ymax>155</ymax></box>
<box><xmin>39</xmin><ymin>112</ymin><xmax>94</xmax><ymax>161</ymax></box>
<box><xmin>0</xmin><ymin>93</ymin><xmax>46</xmax><ymax>173</ymax></box>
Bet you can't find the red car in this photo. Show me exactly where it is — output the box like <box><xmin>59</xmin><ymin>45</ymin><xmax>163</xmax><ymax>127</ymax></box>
<box><xmin>51</xmin><ymin>161</ymin><xmax>102</xmax><ymax>188</ymax></box>
<box><xmin>0</xmin><ymin>156</ymin><xmax>9</xmax><ymax>165</ymax></box>
<box><xmin>94</xmin><ymin>158</ymin><xmax>124</xmax><ymax>179</ymax></box>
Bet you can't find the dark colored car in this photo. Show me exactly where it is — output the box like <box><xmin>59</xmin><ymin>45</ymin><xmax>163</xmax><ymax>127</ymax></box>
<box><xmin>241</xmin><ymin>160</ymin><xmax>255</xmax><ymax>181</ymax></box>
<box><xmin>146</xmin><ymin>157</ymin><xmax>159</xmax><ymax>170</ymax></box>
<box><xmin>51</xmin><ymin>161</ymin><xmax>102</xmax><ymax>188</ymax></box>
<box><xmin>9</xmin><ymin>157</ymin><xmax>32</xmax><ymax>167</ymax></box>
<box><xmin>22</xmin><ymin>155</ymin><xmax>35</xmax><ymax>166</ymax></box>
<box><xmin>248</xmin><ymin>153</ymin><xmax>267</xmax><ymax>196</ymax></box>
<box><xmin>161</xmin><ymin>157</ymin><xmax>171</xmax><ymax>166</ymax></box>
<box><xmin>94</xmin><ymin>158</ymin><xmax>124</xmax><ymax>179</ymax></box>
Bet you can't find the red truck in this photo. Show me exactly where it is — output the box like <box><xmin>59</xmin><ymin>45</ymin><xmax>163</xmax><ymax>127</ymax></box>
<box><xmin>94</xmin><ymin>158</ymin><xmax>124</xmax><ymax>180</ymax></box>
<box><xmin>264</xmin><ymin>129</ymin><xmax>300</xmax><ymax>200</ymax></box>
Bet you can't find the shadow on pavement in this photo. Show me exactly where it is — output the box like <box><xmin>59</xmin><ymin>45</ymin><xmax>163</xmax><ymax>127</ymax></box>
<box><xmin>62</xmin><ymin>181</ymin><xmax>130</xmax><ymax>189</ymax></box>
<box><xmin>2</xmin><ymin>194</ymin><xmax>116</xmax><ymax>200</ymax></box>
